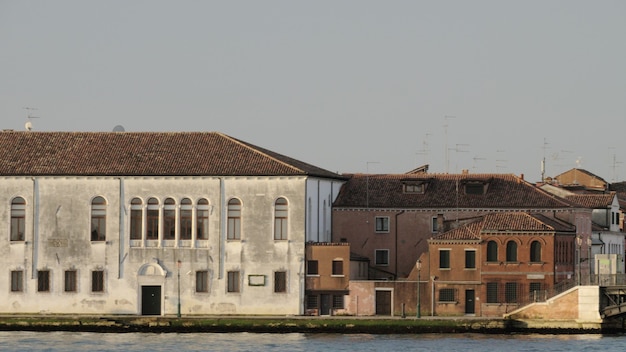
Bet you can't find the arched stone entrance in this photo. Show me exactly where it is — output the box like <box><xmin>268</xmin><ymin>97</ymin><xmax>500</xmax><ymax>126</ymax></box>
<box><xmin>137</xmin><ymin>259</ymin><xmax>167</xmax><ymax>315</ymax></box>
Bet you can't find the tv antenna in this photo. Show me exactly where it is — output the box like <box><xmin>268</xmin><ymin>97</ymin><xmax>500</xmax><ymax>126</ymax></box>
<box><xmin>23</xmin><ymin>107</ymin><xmax>40</xmax><ymax>131</ymax></box>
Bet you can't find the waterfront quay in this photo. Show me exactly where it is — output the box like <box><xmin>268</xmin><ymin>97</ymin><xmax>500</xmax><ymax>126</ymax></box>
<box><xmin>0</xmin><ymin>315</ymin><xmax>623</xmax><ymax>334</ymax></box>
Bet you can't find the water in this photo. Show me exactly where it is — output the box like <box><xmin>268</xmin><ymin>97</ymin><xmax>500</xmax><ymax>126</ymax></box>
<box><xmin>0</xmin><ymin>331</ymin><xmax>624</xmax><ymax>352</ymax></box>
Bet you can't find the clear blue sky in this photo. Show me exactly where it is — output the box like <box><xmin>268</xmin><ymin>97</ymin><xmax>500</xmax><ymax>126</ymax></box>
<box><xmin>1</xmin><ymin>1</ymin><xmax>625</xmax><ymax>182</ymax></box>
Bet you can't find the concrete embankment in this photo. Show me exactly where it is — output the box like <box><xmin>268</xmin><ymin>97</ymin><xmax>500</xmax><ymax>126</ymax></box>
<box><xmin>0</xmin><ymin>315</ymin><xmax>621</xmax><ymax>334</ymax></box>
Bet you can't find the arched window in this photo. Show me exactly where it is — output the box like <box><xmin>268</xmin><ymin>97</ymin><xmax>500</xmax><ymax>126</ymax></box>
<box><xmin>163</xmin><ymin>198</ymin><xmax>176</xmax><ymax>240</ymax></box>
<box><xmin>227</xmin><ymin>198</ymin><xmax>241</xmax><ymax>240</ymax></box>
<box><xmin>130</xmin><ymin>198</ymin><xmax>143</xmax><ymax>240</ymax></box>
<box><xmin>90</xmin><ymin>196</ymin><xmax>106</xmax><ymax>241</ymax></box>
<box><xmin>506</xmin><ymin>241</ymin><xmax>518</xmax><ymax>262</ymax></box>
<box><xmin>487</xmin><ymin>240</ymin><xmax>498</xmax><ymax>262</ymax></box>
<box><xmin>147</xmin><ymin>198</ymin><xmax>159</xmax><ymax>240</ymax></box>
<box><xmin>197</xmin><ymin>198</ymin><xmax>209</xmax><ymax>240</ymax></box>
<box><xmin>10</xmin><ymin>197</ymin><xmax>26</xmax><ymax>241</ymax></box>
<box><xmin>180</xmin><ymin>198</ymin><xmax>192</xmax><ymax>240</ymax></box>
<box><xmin>274</xmin><ymin>198</ymin><xmax>288</xmax><ymax>240</ymax></box>
<box><xmin>530</xmin><ymin>240</ymin><xmax>542</xmax><ymax>262</ymax></box>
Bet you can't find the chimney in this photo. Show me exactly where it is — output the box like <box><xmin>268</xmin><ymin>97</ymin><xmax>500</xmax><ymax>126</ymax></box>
<box><xmin>462</xmin><ymin>169</ymin><xmax>469</xmax><ymax>175</ymax></box>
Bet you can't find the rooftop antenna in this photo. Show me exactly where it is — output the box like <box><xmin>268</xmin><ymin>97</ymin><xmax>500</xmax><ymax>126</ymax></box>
<box><xmin>496</xmin><ymin>149</ymin><xmax>507</xmax><ymax>172</ymax></box>
<box><xmin>541</xmin><ymin>138</ymin><xmax>549</xmax><ymax>182</ymax></box>
<box><xmin>444</xmin><ymin>116</ymin><xmax>456</xmax><ymax>173</ymax></box>
<box><xmin>472</xmin><ymin>156</ymin><xmax>486</xmax><ymax>170</ymax></box>
<box><xmin>23</xmin><ymin>107</ymin><xmax>40</xmax><ymax>131</ymax></box>
<box><xmin>448</xmin><ymin>143</ymin><xmax>468</xmax><ymax>173</ymax></box>
<box><xmin>609</xmin><ymin>148</ymin><xmax>622</xmax><ymax>182</ymax></box>
<box><xmin>416</xmin><ymin>133</ymin><xmax>431</xmax><ymax>166</ymax></box>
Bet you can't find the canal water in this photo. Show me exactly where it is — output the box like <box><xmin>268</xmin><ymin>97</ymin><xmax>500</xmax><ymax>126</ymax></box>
<box><xmin>0</xmin><ymin>331</ymin><xmax>624</xmax><ymax>351</ymax></box>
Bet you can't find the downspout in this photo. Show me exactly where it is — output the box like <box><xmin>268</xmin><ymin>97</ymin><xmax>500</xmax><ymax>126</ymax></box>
<box><xmin>118</xmin><ymin>177</ymin><xmax>125</xmax><ymax>279</ymax></box>
<box><xmin>219</xmin><ymin>177</ymin><xmax>225</xmax><ymax>279</ymax></box>
<box><xmin>395</xmin><ymin>210</ymin><xmax>405</xmax><ymax>278</ymax></box>
<box><xmin>31</xmin><ymin>177</ymin><xmax>39</xmax><ymax>279</ymax></box>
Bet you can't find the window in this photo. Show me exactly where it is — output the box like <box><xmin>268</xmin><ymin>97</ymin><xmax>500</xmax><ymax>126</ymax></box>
<box><xmin>10</xmin><ymin>197</ymin><xmax>26</xmax><ymax>241</ymax></box>
<box><xmin>274</xmin><ymin>198</ymin><xmax>288</xmax><ymax>240</ymax></box>
<box><xmin>439</xmin><ymin>249</ymin><xmax>451</xmax><ymax>269</ymax></box>
<box><xmin>163</xmin><ymin>198</ymin><xmax>176</xmax><ymax>240</ymax></box>
<box><xmin>227</xmin><ymin>271</ymin><xmax>240</xmax><ymax>293</ymax></box>
<box><xmin>431</xmin><ymin>217</ymin><xmax>438</xmax><ymax>233</ymax></box>
<box><xmin>196</xmin><ymin>271</ymin><xmax>209</xmax><ymax>293</ymax></box>
<box><xmin>306</xmin><ymin>295</ymin><xmax>318</xmax><ymax>309</ymax></box>
<box><xmin>505</xmin><ymin>282</ymin><xmax>518</xmax><ymax>303</ymax></box>
<box><xmin>375</xmin><ymin>217</ymin><xmax>389</xmax><ymax>232</ymax></box>
<box><xmin>465</xmin><ymin>250</ymin><xmax>476</xmax><ymax>269</ymax></box>
<box><xmin>227</xmin><ymin>199</ymin><xmax>241</xmax><ymax>240</ymax></box>
<box><xmin>506</xmin><ymin>241</ymin><xmax>518</xmax><ymax>262</ymax></box>
<box><xmin>486</xmin><ymin>282</ymin><xmax>498</xmax><ymax>303</ymax></box>
<box><xmin>307</xmin><ymin>260</ymin><xmax>319</xmax><ymax>275</ymax></box>
<box><xmin>439</xmin><ymin>288</ymin><xmax>456</xmax><ymax>302</ymax></box>
<box><xmin>274</xmin><ymin>271</ymin><xmax>287</xmax><ymax>293</ymax></box>
<box><xmin>465</xmin><ymin>183</ymin><xmax>485</xmax><ymax>195</ymax></box>
<box><xmin>404</xmin><ymin>183</ymin><xmax>424</xmax><ymax>194</ymax></box>
<box><xmin>197</xmin><ymin>199</ymin><xmax>209</xmax><ymax>240</ymax></box>
<box><xmin>375</xmin><ymin>249</ymin><xmax>389</xmax><ymax>266</ymax></box>
<box><xmin>530</xmin><ymin>241</ymin><xmax>542</xmax><ymax>262</ymax></box>
<box><xmin>180</xmin><ymin>198</ymin><xmax>193</xmax><ymax>240</ymax></box>
<box><xmin>147</xmin><ymin>198</ymin><xmax>159</xmax><ymax>240</ymax></box>
<box><xmin>487</xmin><ymin>240</ymin><xmax>498</xmax><ymax>262</ymax></box>
<box><xmin>38</xmin><ymin>270</ymin><xmax>50</xmax><ymax>292</ymax></box>
<box><xmin>130</xmin><ymin>198</ymin><xmax>143</xmax><ymax>240</ymax></box>
<box><xmin>332</xmin><ymin>260</ymin><xmax>343</xmax><ymax>276</ymax></box>
<box><xmin>529</xmin><ymin>282</ymin><xmax>542</xmax><ymax>301</ymax></box>
<box><xmin>333</xmin><ymin>295</ymin><xmax>344</xmax><ymax>309</ymax></box>
<box><xmin>10</xmin><ymin>270</ymin><xmax>23</xmax><ymax>292</ymax></box>
<box><xmin>90</xmin><ymin>197</ymin><xmax>106</xmax><ymax>241</ymax></box>
<box><xmin>64</xmin><ymin>270</ymin><xmax>77</xmax><ymax>292</ymax></box>
<box><xmin>92</xmin><ymin>270</ymin><xmax>104</xmax><ymax>292</ymax></box>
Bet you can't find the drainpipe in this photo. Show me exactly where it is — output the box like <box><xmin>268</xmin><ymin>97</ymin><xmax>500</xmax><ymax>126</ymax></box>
<box><xmin>219</xmin><ymin>177</ymin><xmax>225</xmax><ymax>279</ymax></box>
<box><xmin>395</xmin><ymin>210</ymin><xmax>405</xmax><ymax>278</ymax></box>
<box><xmin>31</xmin><ymin>177</ymin><xmax>39</xmax><ymax>279</ymax></box>
<box><xmin>118</xmin><ymin>177</ymin><xmax>125</xmax><ymax>279</ymax></box>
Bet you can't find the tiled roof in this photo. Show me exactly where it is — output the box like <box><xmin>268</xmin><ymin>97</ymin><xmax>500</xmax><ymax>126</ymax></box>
<box><xmin>0</xmin><ymin>131</ymin><xmax>345</xmax><ymax>179</ymax></box>
<box><xmin>565</xmin><ymin>193</ymin><xmax>615</xmax><ymax>208</ymax></box>
<box><xmin>430</xmin><ymin>212</ymin><xmax>575</xmax><ymax>242</ymax></box>
<box><xmin>333</xmin><ymin>173</ymin><xmax>572</xmax><ymax>209</ymax></box>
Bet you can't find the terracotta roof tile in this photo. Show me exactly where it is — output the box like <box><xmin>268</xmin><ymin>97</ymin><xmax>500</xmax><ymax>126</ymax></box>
<box><xmin>565</xmin><ymin>193</ymin><xmax>615</xmax><ymax>208</ymax></box>
<box><xmin>333</xmin><ymin>173</ymin><xmax>572</xmax><ymax>209</ymax></box>
<box><xmin>430</xmin><ymin>212</ymin><xmax>575</xmax><ymax>242</ymax></box>
<box><xmin>0</xmin><ymin>131</ymin><xmax>345</xmax><ymax>179</ymax></box>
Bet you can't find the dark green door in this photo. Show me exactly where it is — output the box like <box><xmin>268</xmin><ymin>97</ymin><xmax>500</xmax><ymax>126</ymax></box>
<box><xmin>141</xmin><ymin>285</ymin><xmax>161</xmax><ymax>315</ymax></box>
<box><xmin>465</xmin><ymin>290</ymin><xmax>475</xmax><ymax>315</ymax></box>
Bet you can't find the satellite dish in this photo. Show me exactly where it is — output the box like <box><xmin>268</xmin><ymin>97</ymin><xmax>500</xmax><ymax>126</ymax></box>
<box><xmin>112</xmin><ymin>125</ymin><xmax>125</xmax><ymax>132</ymax></box>
<box><xmin>25</xmin><ymin>121</ymin><xmax>33</xmax><ymax>131</ymax></box>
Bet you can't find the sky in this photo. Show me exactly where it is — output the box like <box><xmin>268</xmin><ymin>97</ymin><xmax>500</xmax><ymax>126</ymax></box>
<box><xmin>1</xmin><ymin>1</ymin><xmax>625</xmax><ymax>182</ymax></box>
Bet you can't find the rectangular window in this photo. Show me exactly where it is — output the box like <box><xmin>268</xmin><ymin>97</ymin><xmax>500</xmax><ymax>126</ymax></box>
<box><xmin>431</xmin><ymin>217</ymin><xmax>438</xmax><ymax>232</ymax></box>
<box><xmin>375</xmin><ymin>217</ymin><xmax>389</xmax><ymax>232</ymax></box>
<box><xmin>439</xmin><ymin>249</ymin><xmax>451</xmax><ymax>269</ymax></box>
<box><xmin>180</xmin><ymin>204</ymin><xmax>192</xmax><ymax>240</ymax></box>
<box><xmin>11</xmin><ymin>198</ymin><xmax>26</xmax><ymax>241</ymax></box>
<box><xmin>439</xmin><ymin>288</ymin><xmax>456</xmax><ymax>302</ymax></box>
<box><xmin>227</xmin><ymin>271</ymin><xmax>240</xmax><ymax>293</ymax></box>
<box><xmin>375</xmin><ymin>249</ymin><xmax>389</xmax><ymax>266</ymax></box>
<box><xmin>38</xmin><ymin>270</ymin><xmax>50</xmax><ymax>292</ymax></box>
<box><xmin>332</xmin><ymin>295</ymin><xmax>344</xmax><ymax>309</ymax></box>
<box><xmin>147</xmin><ymin>209</ymin><xmax>159</xmax><ymax>240</ymax></box>
<box><xmin>332</xmin><ymin>260</ymin><xmax>343</xmax><ymax>276</ymax></box>
<box><xmin>10</xmin><ymin>270</ymin><xmax>23</xmax><ymax>292</ymax></box>
<box><xmin>529</xmin><ymin>282</ymin><xmax>542</xmax><ymax>301</ymax></box>
<box><xmin>486</xmin><ymin>282</ymin><xmax>498</xmax><ymax>303</ymax></box>
<box><xmin>274</xmin><ymin>271</ymin><xmax>287</xmax><ymax>293</ymax></box>
<box><xmin>505</xmin><ymin>282</ymin><xmax>518</xmax><ymax>303</ymax></box>
<box><xmin>465</xmin><ymin>250</ymin><xmax>476</xmax><ymax>269</ymax></box>
<box><xmin>90</xmin><ymin>197</ymin><xmax>107</xmax><ymax>241</ymax></box>
<box><xmin>130</xmin><ymin>207</ymin><xmax>142</xmax><ymax>240</ymax></box>
<box><xmin>465</xmin><ymin>183</ymin><xmax>485</xmax><ymax>195</ymax></box>
<box><xmin>64</xmin><ymin>270</ymin><xmax>77</xmax><ymax>292</ymax></box>
<box><xmin>306</xmin><ymin>295</ymin><xmax>318</xmax><ymax>309</ymax></box>
<box><xmin>92</xmin><ymin>271</ymin><xmax>104</xmax><ymax>292</ymax></box>
<box><xmin>196</xmin><ymin>271</ymin><xmax>209</xmax><ymax>293</ymax></box>
<box><xmin>307</xmin><ymin>260</ymin><xmax>319</xmax><ymax>275</ymax></box>
<box><xmin>404</xmin><ymin>183</ymin><xmax>424</xmax><ymax>194</ymax></box>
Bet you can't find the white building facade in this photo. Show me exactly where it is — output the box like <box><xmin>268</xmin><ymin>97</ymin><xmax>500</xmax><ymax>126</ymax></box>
<box><xmin>0</xmin><ymin>131</ymin><xmax>344</xmax><ymax>316</ymax></box>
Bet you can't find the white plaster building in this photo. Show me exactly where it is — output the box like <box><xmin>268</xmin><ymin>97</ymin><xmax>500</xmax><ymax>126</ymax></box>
<box><xmin>0</xmin><ymin>131</ymin><xmax>345</xmax><ymax>316</ymax></box>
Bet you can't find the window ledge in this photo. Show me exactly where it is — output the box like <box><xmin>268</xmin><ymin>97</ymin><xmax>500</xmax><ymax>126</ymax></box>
<box><xmin>437</xmin><ymin>301</ymin><xmax>458</xmax><ymax>305</ymax></box>
<box><xmin>306</xmin><ymin>274</ymin><xmax>320</xmax><ymax>277</ymax></box>
<box><xmin>331</xmin><ymin>275</ymin><xmax>345</xmax><ymax>278</ymax></box>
